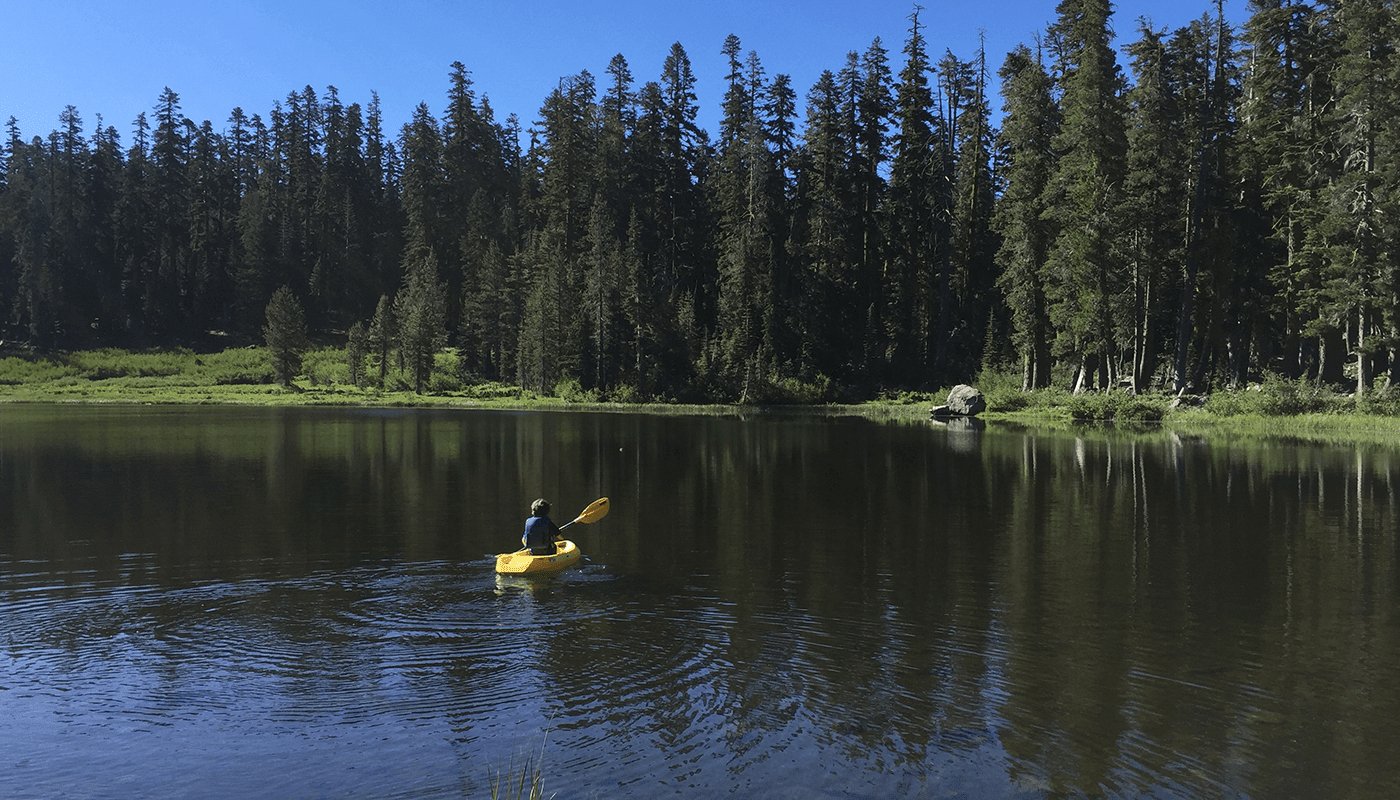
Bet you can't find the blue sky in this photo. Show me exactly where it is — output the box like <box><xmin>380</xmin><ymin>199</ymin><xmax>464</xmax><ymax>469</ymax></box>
<box><xmin>3</xmin><ymin>1</ymin><xmax>1241</xmax><ymax>141</ymax></box>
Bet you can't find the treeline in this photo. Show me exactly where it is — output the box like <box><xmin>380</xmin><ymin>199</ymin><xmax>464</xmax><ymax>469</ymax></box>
<box><xmin>2</xmin><ymin>0</ymin><xmax>1399</xmax><ymax>400</ymax></box>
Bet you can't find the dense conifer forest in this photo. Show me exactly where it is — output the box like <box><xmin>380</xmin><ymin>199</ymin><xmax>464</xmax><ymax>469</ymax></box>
<box><xmin>3</xmin><ymin>0</ymin><xmax>1398</xmax><ymax>401</ymax></box>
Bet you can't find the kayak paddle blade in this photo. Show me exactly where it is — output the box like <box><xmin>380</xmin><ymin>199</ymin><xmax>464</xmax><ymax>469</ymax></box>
<box><xmin>572</xmin><ymin>496</ymin><xmax>610</xmax><ymax>525</ymax></box>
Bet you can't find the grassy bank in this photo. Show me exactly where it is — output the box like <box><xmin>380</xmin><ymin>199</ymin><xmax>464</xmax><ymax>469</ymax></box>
<box><xmin>0</xmin><ymin>347</ymin><xmax>756</xmax><ymax>415</ymax></box>
<box><xmin>5</xmin><ymin>348</ymin><xmax>1400</xmax><ymax>442</ymax></box>
<box><xmin>972</xmin><ymin>370</ymin><xmax>1400</xmax><ymax>444</ymax></box>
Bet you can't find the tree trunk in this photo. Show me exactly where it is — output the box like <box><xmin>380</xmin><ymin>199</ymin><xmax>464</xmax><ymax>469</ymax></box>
<box><xmin>1320</xmin><ymin>330</ymin><xmax>1345</xmax><ymax>386</ymax></box>
<box><xmin>1388</xmin><ymin>332</ymin><xmax>1400</xmax><ymax>393</ymax></box>
<box><xmin>1357</xmin><ymin>305</ymin><xmax>1369</xmax><ymax>398</ymax></box>
<box><xmin>1073</xmin><ymin>352</ymin><xmax>1099</xmax><ymax>394</ymax></box>
<box><xmin>1231</xmin><ymin>319</ymin><xmax>1252</xmax><ymax>387</ymax></box>
<box><xmin>1131</xmin><ymin>247</ymin><xmax>1143</xmax><ymax>392</ymax></box>
<box><xmin>1134</xmin><ymin>266</ymin><xmax>1155</xmax><ymax>391</ymax></box>
<box><xmin>1173</xmin><ymin>263</ymin><xmax>1199</xmax><ymax>394</ymax></box>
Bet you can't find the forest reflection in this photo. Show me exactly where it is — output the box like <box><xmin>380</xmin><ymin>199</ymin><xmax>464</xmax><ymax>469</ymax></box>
<box><xmin>2</xmin><ymin>407</ymin><xmax>1397</xmax><ymax>797</ymax></box>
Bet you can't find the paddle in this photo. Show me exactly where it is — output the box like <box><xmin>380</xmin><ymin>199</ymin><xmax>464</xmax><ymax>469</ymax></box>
<box><xmin>558</xmin><ymin>497</ymin><xmax>610</xmax><ymax>532</ymax></box>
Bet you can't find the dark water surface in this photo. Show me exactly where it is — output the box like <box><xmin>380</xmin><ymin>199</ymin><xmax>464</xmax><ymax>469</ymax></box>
<box><xmin>2</xmin><ymin>406</ymin><xmax>1399</xmax><ymax>798</ymax></box>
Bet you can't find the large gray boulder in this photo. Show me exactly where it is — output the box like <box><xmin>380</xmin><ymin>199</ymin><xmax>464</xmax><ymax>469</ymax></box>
<box><xmin>946</xmin><ymin>384</ymin><xmax>986</xmax><ymax>416</ymax></box>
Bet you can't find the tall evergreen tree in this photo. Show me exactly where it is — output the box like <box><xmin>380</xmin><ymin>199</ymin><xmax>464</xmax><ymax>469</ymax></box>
<box><xmin>366</xmin><ymin>293</ymin><xmax>395</xmax><ymax>388</ymax></box>
<box><xmin>885</xmin><ymin>6</ymin><xmax>940</xmax><ymax>382</ymax></box>
<box><xmin>1041</xmin><ymin>0</ymin><xmax>1128</xmax><ymax>392</ymax></box>
<box><xmin>947</xmin><ymin>39</ymin><xmax>999</xmax><ymax>376</ymax></box>
<box><xmin>793</xmin><ymin>68</ymin><xmax>857</xmax><ymax>381</ymax></box>
<box><xmin>346</xmin><ymin>319</ymin><xmax>368</xmax><ymax>387</ymax></box>
<box><xmin>1320</xmin><ymin>0</ymin><xmax>1396</xmax><ymax>395</ymax></box>
<box><xmin>1123</xmin><ymin>24</ymin><xmax>1184</xmax><ymax>390</ymax></box>
<box><xmin>855</xmin><ymin>38</ymin><xmax>894</xmax><ymax>381</ymax></box>
<box><xmin>148</xmin><ymin>87</ymin><xmax>192</xmax><ymax>338</ymax></box>
<box><xmin>714</xmin><ymin>38</ymin><xmax>782</xmax><ymax>393</ymax></box>
<box><xmin>395</xmin><ymin>250</ymin><xmax>448</xmax><ymax>393</ymax></box>
<box><xmin>994</xmin><ymin>45</ymin><xmax>1059</xmax><ymax>389</ymax></box>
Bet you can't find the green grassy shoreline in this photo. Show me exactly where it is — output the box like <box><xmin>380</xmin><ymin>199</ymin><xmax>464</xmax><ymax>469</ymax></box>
<box><xmin>4</xmin><ymin>347</ymin><xmax>1400</xmax><ymax>444</ymax></box>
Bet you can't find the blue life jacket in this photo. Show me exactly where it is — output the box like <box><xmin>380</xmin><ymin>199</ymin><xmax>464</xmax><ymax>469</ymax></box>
<box><xmin>522</xmin><ymin>515</ymin><xmax>560</xmax><ymax>554</ymax></box>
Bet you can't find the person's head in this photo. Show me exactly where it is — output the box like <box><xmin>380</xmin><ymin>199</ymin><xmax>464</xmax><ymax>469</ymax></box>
<box><xmin>531</xmin><ymin>498</ymin><xmax>550</xmax><ymax>517</ymax></box>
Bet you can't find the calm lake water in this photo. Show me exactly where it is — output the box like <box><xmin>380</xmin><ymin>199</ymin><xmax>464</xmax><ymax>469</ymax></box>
<box><xmin>2</xmin><ymin>405</ymin><xmax>1398</xmax><ymax>798</ymax></box>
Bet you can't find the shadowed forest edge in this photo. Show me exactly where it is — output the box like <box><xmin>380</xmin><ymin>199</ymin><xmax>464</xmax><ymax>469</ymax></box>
<box><xmin>3</xmin><ymin>1</ymin><xmax>1399</xmax><ymax>408</ymax></box>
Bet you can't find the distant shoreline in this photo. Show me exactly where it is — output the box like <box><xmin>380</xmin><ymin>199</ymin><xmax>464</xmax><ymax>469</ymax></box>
<box><xmin>5</xmin><ymin>346</ymin><xmax>1400</xmax><ymax>445</ymax></box>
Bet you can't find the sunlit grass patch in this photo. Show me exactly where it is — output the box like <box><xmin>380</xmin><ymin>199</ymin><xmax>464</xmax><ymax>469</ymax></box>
<box><xmin>0</xmin><ymin>356</ymin><xmax>77</xmax><ymax>384</ymax></box>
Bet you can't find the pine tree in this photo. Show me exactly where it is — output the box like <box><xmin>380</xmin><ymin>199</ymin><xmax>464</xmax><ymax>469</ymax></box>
<box><xmin>114</xmin><ymin>112</ymin><xmax>155</xmax><ymax>340</ymax></box>
<box><xmin>994</xmin><ymin>45</ymin><xmax>1059</xmax><ymax>389</ymax></box>
<box><xmin>6</xmin><ymin>127</ymin><xmax>55</xmax><ymax>344</ymax></box>
<box><xmin>657</xmin><ymin>43</ymin><xmax>711</xmax><ymax>343</ymax></box>
<box><xmin>148</xmin><ymin>87</ymin><xmax>191</xmax><ymax>338</ymax></box>
<box><xmin>1123</xmin><ymin>23</ymin><xmax>1184</xmax><ymax>390</ymax></box>
<box><xmin>263</xmin><ymin>285</ymin><xmax>308</xmax><ymax>387</ymax></box>
<box><xmin>885</xmin><ymin>6</ymin><xmax>940</xmax><ymax>381</ymax></box>
<box><xmin>346</xmin><ymin>320</ymin><xmax>368</xmax><ymax>387</ymax></box>
<box><xmin>582</xmin><ymin>195</ymin><xmax>622</xmax><ymax>389</ymax></box>
<box><xmin>399</xmin><ymin>102</ymin><xmax>447</xmax><ymax>274</ymax></box>
<box><xmin>947</xmin><ymin>39</ymin><xmax>999</xmax><ymax>377</ymax></box>
<box><xmin>714</xmin><ymin>38</ymin><xmax>781</xmax><ymax>392</ymax></box>
<box><xmin>1164</xmin><ymin>10</ymin><xmax>1241</xmax><ymax>392</ymax></box>
<box><xmin>366</xmin><ymin>293</ymin><xmax>395</xmax><ymax>388</ymax></box>
<box><xmin>395</xmin><ymin>251</ymin><xmax>448</xmax><ymax>393</ymax></box>
<box><xmin>856</xmin><ymin>38</ymin><xmax>894</xmax><ymax>381</ymax></box>
<box><xmin>1320</xmin><ymin>0</ymin><xmax>1396</xmax><ymax>396</ymax></box>
<box><xmin>1041</xmin><ymin>0</ymin><xmax>1129</xmax><ymax>392</ymax></box>
<box><xmin>87</xmin><ymin>118</ymin><xmax>124</xmax><ymax>338</ymax></box>
<box><xmin>794</xmin><ymin>68</ymin><xmax>856</xmax><ymax>381</ymax></box>
<box><xmin>187</xmin><ymin>119</ymin><xmax>238</xmax><ymax>336</ymax></box>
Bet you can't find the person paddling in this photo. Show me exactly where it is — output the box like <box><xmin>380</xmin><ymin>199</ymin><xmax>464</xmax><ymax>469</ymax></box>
<box><xmin>522</xmin><ymin>498</ymin><xmax>562</xmax><ymax>555</ymax></box>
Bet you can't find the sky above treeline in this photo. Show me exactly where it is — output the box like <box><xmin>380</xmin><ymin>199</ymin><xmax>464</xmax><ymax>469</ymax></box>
<box><xmin>4</xmin><ymin>0</ymin><xmax>1244</xmax><ymax>140</ymax></box>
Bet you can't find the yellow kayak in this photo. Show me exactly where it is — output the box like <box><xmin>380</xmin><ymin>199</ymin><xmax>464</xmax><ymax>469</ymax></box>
<box><xmin>495</xmin><ymin>539</ymin><xmax>581</xmax><ymax>576</ymax></box>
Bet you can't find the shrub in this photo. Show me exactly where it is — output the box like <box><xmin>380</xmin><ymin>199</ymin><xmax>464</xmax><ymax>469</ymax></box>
<box><xmin>554</xmin><ymin>378</ymin><xmax>598</xmax><ymax>403</ymax></box>
<box><xmin>608</xmin><ymin>383</ymin><xmax>640</xmax><ymax>404</ymax></box>
<box><xmin>990</xmin><ymin>391</ymin><xmax>1031</xmax><ymax>412</ymax></box>
<box><xmin>1203</xmin><ymin>390</ymin><xmax>1251</xmax><ymax>416</ymax></box>
<box><xmin>1067</xmin><ymin>392</ymin><xmax>1110</xmax><ymax>421</ymax></box>
<box><xmin>744</xmin><ymin>373</ymin><xmax>833</xmax><ymax>405</ymax></box>
<box><xmin>878</xmin><ymin>389</ymin><xmax>937</xmax><ymax>405</ymax></box>
<box><xmin>428</xmin><ymin>370</ymin><xmax>463</xmax><ymax>394</ymax></box>
<box><xmin>202</xmin><ymin>348</ymin><xmax>274</xmax><ymax>385</ymax></box>
<box><xmin>1356</xmin><ymin>390</ymin><xmax>1400</xmax><ymax>416</ymax></box>
<box><xmin>300</xmin><ymin>347</ymin><xmax>349</xmax><ymax>387</ymax></box>
<box><xmin>69</xmin><ymin>348</ymin><xmax>186</xmax><ymax>379</ymax></box>
<box><xmin>0</xmin><ymin>356</ymin><xmax>76</xmax><ymax>384</ymax></box>
<box><xmin>1066</xmin><ymin>390</ymin><xmax>1166</xmax><ymax>422</ymax></box>
<box><xmin>1206</xmin><ymin>375</ymin><xmax>1335</xmax><ymax>416</ymax></box>
<box><xmin>974</xmin><ymin>368</ymin><xmax>1025</xmax><ymax>411</ymax></box>
<box><xmin>1117</xmin><ymin>395</ymin><xmax>1167</xmax><ymax>422</ymax></box>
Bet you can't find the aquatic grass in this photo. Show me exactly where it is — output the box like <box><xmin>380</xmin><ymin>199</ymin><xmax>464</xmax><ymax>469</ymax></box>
<box><xmin>487</xmin><ymin>729</ymin><xmax>553</xmax><ymax>800</ymax></box>
<box><xmin>487</xmin><ymin>755</ymin><xmax>549</xmax><ymax>800</ymax></box>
